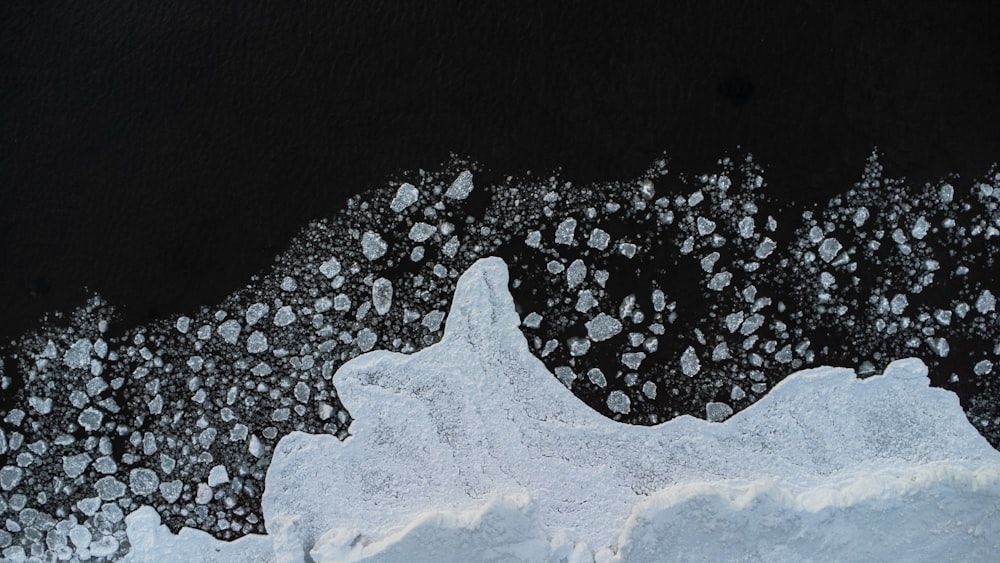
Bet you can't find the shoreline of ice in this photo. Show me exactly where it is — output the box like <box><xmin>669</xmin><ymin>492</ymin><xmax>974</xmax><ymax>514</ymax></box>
<box><xmin>123</xmin><ymin>257</ymin><xmax>1000</xmax><ymax>562</ymax></box>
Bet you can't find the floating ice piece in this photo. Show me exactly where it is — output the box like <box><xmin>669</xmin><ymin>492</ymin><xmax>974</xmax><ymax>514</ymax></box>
<box><xmin>555</xmin><ymin>218</ymin><xmax>577</xmax><ymax>245</ymax></box>
<box><xmin>680</xmin><ymin>346</ymin><xmax>700</xmax><ymax>376</ymax></box>
<box><xmin>818</xmin><ymin>238</ymin><xmax>842</xmax><ymax>263</ymax></box>
<box><xmin>588</xmin><ymin>228</ymin><xmax>610</xmax><ymax>250</ymax></box>
<box><xmin>976</xmin><ymin>289</ymin><xmax>996</xmax><ymax>314</ymax></box>
<box><xmin>408</xmin><ymin>222</ymin><xmax>436</xmax><ymax>243</ymax></box>
<box><xmin>361</xmin><ymin>231</ymin><xmax>388</xmax><ymax>260</ymax></box>
<box><xmin>607</xmin><ymin>390</ymin><xmax>631</xmax><ymax>414</ymax></box>
<box><xmin>319</xmin><ymin>257</ymin><xmax>342</xmax><ymax>279</ymax></box>
<box><xmin>585</xmin><ymin>313</ymin><xmax>622</xmax><ymax>342</ymax></box>
<box><xmin>390</xmin><ymin>183</ymin><xmax>419</xmax><ymax>212</ymax></box>
<box><xmin>444</xmin><ymin>170</ymin><xmax>474</xmax><ymax>200</ymax></box>
<box><xmin>372</xmin><ymin>278</ymin><xmax>393</xmax><ymax>315</ymax></box>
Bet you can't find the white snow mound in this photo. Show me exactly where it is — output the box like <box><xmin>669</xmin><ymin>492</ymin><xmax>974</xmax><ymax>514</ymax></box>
<box><xmin>125</xmin><ymin>257</ymin><xmax>1000</xmax><ymax>562</ymax></box>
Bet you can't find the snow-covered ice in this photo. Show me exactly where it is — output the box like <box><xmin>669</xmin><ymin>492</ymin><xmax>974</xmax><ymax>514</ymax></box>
<box><xmin>124</xmin><ymin>258</ymin><xmax>1000</xmax><ymax>562</ymax></box>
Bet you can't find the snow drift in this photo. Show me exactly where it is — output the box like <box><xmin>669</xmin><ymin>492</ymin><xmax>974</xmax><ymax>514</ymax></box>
<box><xmin>124</xmin><ymin>257</ymin><xmax>1000</xmax><ymax>562</ymax></box>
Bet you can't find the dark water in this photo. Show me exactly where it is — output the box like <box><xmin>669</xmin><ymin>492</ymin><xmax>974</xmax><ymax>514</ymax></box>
<box><xmin>3</xmin><ymin>1</ymin><xmax>998</xmax><ymax>343</ymax></box>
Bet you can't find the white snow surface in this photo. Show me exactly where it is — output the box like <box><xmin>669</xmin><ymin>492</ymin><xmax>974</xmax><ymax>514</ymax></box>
<box><xmin>125</xmin><ymin>257</ymin><xmax>1000</xmax><ymax>562</ymax></box>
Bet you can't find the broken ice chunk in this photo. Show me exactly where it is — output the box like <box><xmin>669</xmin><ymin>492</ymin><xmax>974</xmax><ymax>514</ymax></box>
<box><xmin>680</xmin><ymin>346</ymin><xmax>700</xmax><ymax>377</ymax></box>
<box><xmin>606</xmin><ymin>390</ymin><xmax>631</xmax><ymax>414</ymax></box>
<box><xmin>444</xmin><ymin>170</ymin><xmax>474</xmax><ymax>200</ymax></box>
<box><xmin>217</xmin><ymin>319</ymin><xmax>242</xmax><ymax>345</ymax></box>
<box><xmin>245</xmin><ymin>303</ymin><xmax>269</xmax><ymax>326</ymax></box>
<box><xmin>555</xmin><ymin>218</ymin><xmax>577</xmax><ymax>245</ymax></box>
<box><xmin>361</xmin><ymin>231</ymin><xmax>388</xmax><ymax>260</ymax></box>
<box><xmin>588</xmin><ymin>228</ymin><xmax>611</xmax><ymax>250</ymax></box>
<box><xmin>64</xmin><ymin>339</ymin><xmax>92</xmax><ymax>369</ymax></box>
<box><xmin>575</xmin><ymin>290</ymin><xmax>598</xmax><ymax>313</ymax></box>
<box><xmin>585</xmin><ymin>313</ymin><xmax>622</xmax><ymax>342</ymax></box>
<box><xmin>208</xmin><ymin>465</ymin><xmax>230</xmax><ymax>487</ymax></box>
<box><xmin>706</xmin><ymin>402</ymin><xmax>734</xmax><ymax>422</ymax></box>
<box><xmin>707</xmin><ymin>271</ymin><xmax>733</xmax><ymax>291</ymax></box>
<box><xmin>818</xmin><ymin>238</ymin><xmax>842</xmax><ymax>263</ymax></box>
<box><xmin>372</xmin><ymin>278</ymin><xmax>393</xmax><ymax>315</ymax></box>
<box><xmin>976</xmin><ymin>289</ymin><xmax>996</xmax><ymax>314</ymax></box>
<box><xmin>319</xmin><ymin>257</ymin><xmax>342</xmax><ymax>279</ymax></box>
<box><xmin>246</xmin><ymin>331</ymin><xmax>268</xmax><ymax>354</ymax></box>
<box><xmin>408</xmin><ymin>222</ymin><xmax>436</xmax><ymax>242</ymax></box>
<box><xmin>274</xmin><ymin>306</ymin><xmax>296</xmax><ymax>327</ymax></box>
<box><xmin>566</xmin><ymin>259</ymin><xmax>587</xmax><ymax>288</ymax></box>
<box><xmin>390</xmin><ymin>183</ymin><xmax>419</xmax><ymax>212</ymax></box>
<box><xmin>696</xmin><ymin>217</ymin><xmax>716</xmax><ymax>235</ymax></box>
<box><xmin>129</xmin><ymin>468</ymin><xmax>159</xmax><ymax>496</ymax></box>
<box><xmin>974</xmin><ymin>360</ymin><xmax>994</xmax><ymax>376</ymax></box>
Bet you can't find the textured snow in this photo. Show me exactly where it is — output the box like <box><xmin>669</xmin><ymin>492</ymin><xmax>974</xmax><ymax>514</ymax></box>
<box><xmin>124</xmin><ymin>257</ymin><xmax>1000</xmax><ymax>561</ymax></box>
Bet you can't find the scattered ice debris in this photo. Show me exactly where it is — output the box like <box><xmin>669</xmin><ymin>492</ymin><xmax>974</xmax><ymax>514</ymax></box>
<box><xmin>3</xmin><ymin>152</ymin><xmax>1000</xmax><ymax>560</ymax></box>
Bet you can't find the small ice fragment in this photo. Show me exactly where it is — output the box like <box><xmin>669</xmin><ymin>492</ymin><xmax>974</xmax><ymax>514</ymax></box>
<box><xmin>588</xmin><ymin>228</ymin><xmax>611</xmax><ymax>250</ymax></box>
<box><xmin>585</xmin><ymin>313</ymin><xmax>622</xmax><ymax>342</ymax></box>
<box><xmin>356</xmin><ymin>328</ymin><xmax>378</xmax><ymax>352</ymax></box>
<box><xmin>408</xmin><ymin>222</ymin><xmax>436</xmax><ymax>242</ymax></box>
<box><xmin>738</xmin><ymin>216</ymin><xmax>755</xmax><ymax>238</ymax></box>
<box><xmin>245</xmin><ymin>303</ymin><xmax>269</xmax><ymax>325</ymax></box>
<box><xmin>606</xmin><ymin>390</ymin><xmax>631</xmax><ymax>414</ymax></box>
<box><xmin>911</xmin><ymin>216</ymin><xmax>930</xmax><ymax>240</ymax></box>
<box><xmin>731</xmin><ymin>385</ymin><xmax>746</xmax><ymax>401</ymax></box>
<box><xmin>642</xmin><ymin>381</ymin><xmax>657</xmax><ymax>399</ymax></box>
<box><xmin>696</xmin><ymin>217</ymin><xmax>716</xmax><ymax>235</ymax></box>
<box><xmin>976</xmin><ymin>289</ymin><xmax>996</xmax><ymax>314</ymax></box>
<box><xmin>64</xmin><ymin>339</ymin><xmax>92</xmax><ymax>369</ymax></box>
<box><xmin>706</xmin><ymin>402</ymin><xmax>734</xmax><ymax>422</ymax></box>
<box><xmin>974</xmin><ymin>360</ymin><xmax>994</xmax><ymax>376</ymax></box>
<box><xmin>575</xmin><ymin>290</ymin><xmax>598</xmax><ymax>313</ymax></box>
<box><xmin>159</xmin><ymin>480</ymin><xmax>183</xmax><ymax>503</ymax></box>
<box><xmin>680</xmin><ymin>346</ymin><xmax>700</xmax><ymax>376</ymax></box>
<box><xmin>208</xmin><ymin>465</ymin><xmax>230</xmax><ymax>487</ymax></box>
<box><xmin>77</xmin><ymin>408</ymin><xmax>103</xmax><ymax>432</ymax></box>
<box><xmin>176</xmin><ymin>316</ymin><xmax>191</xmax><ymax>334</ymax></box>
<box><xmin>361</xmin><ymin>231</ymin><xmax>388</xmax><ymax>260</ymax></box>
<box><xmin>390</xmin><ymin>182</ymin><xmax>419</xmax><ymax>212</ymax></box>
<box><xmin>587</xmin><ymin>368</ymin><xmax>607</xmax><ymax>388</ymax></box>
<box><xmin>62</xmin><ymin>453</ymin><xmax>91</xmax><ymax>479</ymax></box>
<box><xmin>618</xmin><ymin>242</ymin><xmax>638</xmax><ymax>258</ymax></box>
<box><xmin>372</xmin><ymin>278</ymin><xmax>393</xmax><ymax>315</ymax></box>
<box><xmin>566</xmin><ymin>259</ymin><xmax>587</xmax><ymax>288</ymax></box>
<box><xmin>274</xmin><ymin>306</ymin><xmax>296</xmax><ymax>327</ymax></box>
<box><xmin>818</xmin><ymin>238</ymin><xmax>842</xmax><ymax>263</ymax></box>
<box><xmin>755</xmin><ymin>237</ymin><xmax>777</xmax><ymax>259</ymax></box>
<box><xmin>444</xmin><ymin>170</ymin><xmax>474</xmax><ymax>200</ymax></box>
<box><xmin>621</xmin><ymin>352</ymin><xmax>645</xmax><ymax>369</ymax></box>
<box><xmin>522</xmin><ymin>312</ymin><xmax>542</xmax><ymax>329</ymax></box>
<box><xmin>555</xmin><ymin>218</ymin><xmax>577</xmax><ymax>245</ymax></box>
<box><xmin>129</xmin><ymin>468</ymin><xmax>159</xmax><ymax>496</ymax></box>
<box><xmin>247</xmin><ymin>331</ymin><xmax>268</xmax><ymax>354</ymax></box>
<box><xmin>568</xmin><ymin>338</ymin><xmax>591</xmax><ymax>356</ymax></box>
<box><xmin>700</xmin><ymin>252</ymin><xmax>720</xmax><ymax>272</ymax></box>
<box><xmin>422</xmin><ymin>310</ymin><xmax>446</xmax><ymax>332</ymax></box>
<box><xmin>890</xmin><ymin>294</ymin><xmax>909</xmax><ymax>315</ymax></box>
<box><xmin>525</xmin><ymin>231</ymin><xmax>542</xmax><ymax>248</ymax></box>
<box><xmin>217</xmin><ymin>319</ymin><xmax>242</xmax><ymax>345</ymax></box>
<box><xmin>318</xmin><ymin>258</ymin><xmax>342</xmax><ymax>280</ymax></box>
<box><xmin>708</xmin><ymin>272</ymin><xmax>733</xmax><ymax>291</ymax></box>
<box><xmin>280</xmin><ymin>276</ymin><xmax>298</xmax><ymax>291</ymax></box>
<box><xmin>853</xmin><ymin>207</ymin><xmax>869</xmax><ymax>227</ymax></box>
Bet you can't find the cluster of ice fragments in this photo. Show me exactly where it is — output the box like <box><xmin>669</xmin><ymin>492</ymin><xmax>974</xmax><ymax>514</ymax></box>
<box><xmin>0</xmin><ymin>152</ymin><xmax>998</xmax><ymax>560</ymax></box>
